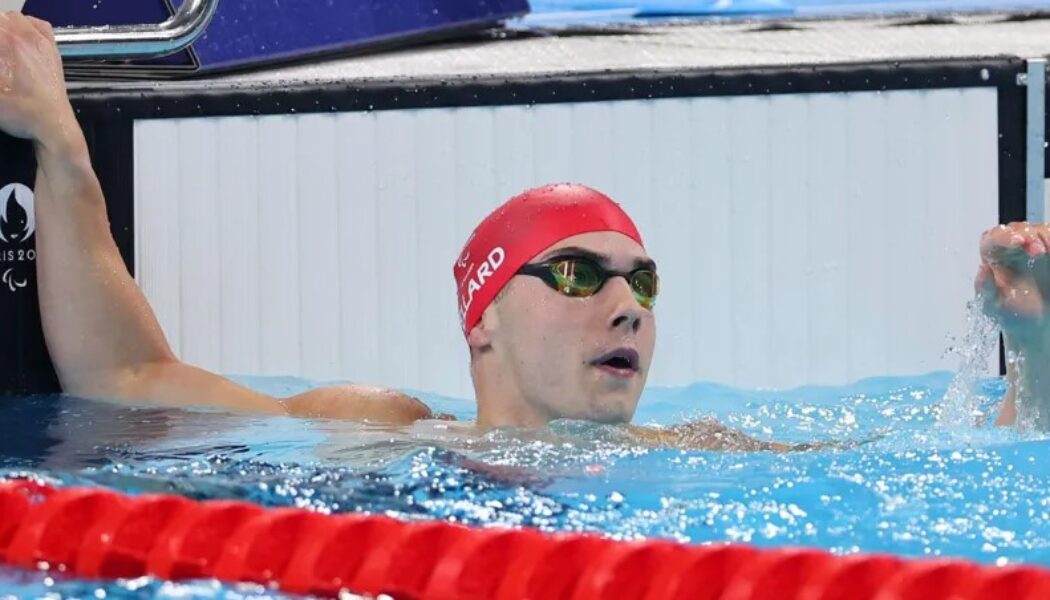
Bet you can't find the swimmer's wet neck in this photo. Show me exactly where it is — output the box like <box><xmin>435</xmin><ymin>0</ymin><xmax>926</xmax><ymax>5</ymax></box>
<box><xmin>475</xmin><ymin>397</ymin><xmax>555</xmax><ymax>431</ymax></box>
<box><xmin>473</xmin><ymin>376</ymin><xmax>556</xmax><ymax>431</ymax></box>
<box><xmin>470</xmin><ymin>347</ymin><xmax>559</xmax><ymax>430</ymax></box>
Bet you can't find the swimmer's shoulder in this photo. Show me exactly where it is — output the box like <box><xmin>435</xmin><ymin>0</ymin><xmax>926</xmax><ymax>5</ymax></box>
<box><xmin>284</xmin><ymin>384</ymin><xmax>433</xmax><ymax>425</ymax></box>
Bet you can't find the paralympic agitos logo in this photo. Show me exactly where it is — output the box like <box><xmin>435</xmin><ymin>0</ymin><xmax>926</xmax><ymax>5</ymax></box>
<box><xmin>0</xmin><ymin>183</ymin><xmax>36</xmax><ymax>293</ymax></box>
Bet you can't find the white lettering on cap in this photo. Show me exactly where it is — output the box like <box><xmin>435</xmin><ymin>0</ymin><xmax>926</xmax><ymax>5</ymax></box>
<box><xmin>458</xmin><ymin>246</ymin><xmax>506</xmax><ymax>323</ymax></box>
<box><xmin>488</xmin><ymin>247</ymin><xmax>505</xmax><ymax>270</ymax></box>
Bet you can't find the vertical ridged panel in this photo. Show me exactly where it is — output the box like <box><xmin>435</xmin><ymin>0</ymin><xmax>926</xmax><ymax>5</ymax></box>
<box><xmin>297</xmin><ymin>114</ymin><xmax>342</xmax><ymax>379</ymax></box>
<box><xmin>375</xmin><ymin>111</ymin><xmax>420</xmax><ymax>387</ymax></box>
<box><xmin>766</xmin><ymin>94</ymin><xmax>812</xmax><ymax>388</ymax></box>
<box><xmin>256</xmin><ymin>116</ymin><xmax>301</xmax><ymax>374</ymax></box>
<box><xmin>134</xmin><ymin>120</ymin><xmax>182</xmax><ymax>358</ymax></box>
<box><xmin>414</xmin><ymin>108</ymin><xmax>464</xmax><ymax>395</ymax></box>
<box><xmin>176</xmin><ymin>119</ymin><xmax>221</xmax><ymax>368</ymax></box>
<box><xmin>649</xmin><ymin>98</ymin><xmax>695</xmax><ymax>386</ymax></box>
<box><xmin>730</xmin><ymin>96</ymin><xmax>774</xmax><ymax>387</ymax></box>
<box><xmin>336</xmin><ymin>114</ymin><xmax>381</xmax><ymax>384</ymax></box>
<box><xmin>134</xmin><ymin>88</ymin><xmax>999</xmax><ymax>398</ymax></box>
<box><xmin>806</xmin><ymin>94</ymin><xmax>851</xmax><ymax>385</ymax></box>
<box><xmin>843</xmin><ymin>92</ymin><xmax>889</xmax><ymax>381</ymax></box>
<box><xmin>689</xmin><ymin>98</ymin><xmax>736</xmax><ymax>386</ymax></box>
<box><xmin>883</xmin><ymin>92</ymin><xmax>931</xmax><ymax>376</ymax></box>
<box><xmin>217</xmin><ymin>116</ymin><xmax>261</xmax><ymax>374</ymax></box>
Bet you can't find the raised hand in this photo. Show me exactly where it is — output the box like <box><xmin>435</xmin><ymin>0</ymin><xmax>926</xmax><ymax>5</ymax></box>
<box><xmin>0</xmin><ymin>12</ymin><xmax>74</xmax><ymax>144</ymax></box>
<box><xmin>976</xmin><ymin>222</ymin><xmax>1050</xmax><ymax>343</ymax></box>
<box><xmin>977</xmin><ymin>222</ymin><xmax>1050</xmax><ymax>427</ymax></box>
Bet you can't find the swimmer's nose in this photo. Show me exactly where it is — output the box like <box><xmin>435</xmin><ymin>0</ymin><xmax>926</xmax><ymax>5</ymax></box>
<box><xmin>606</xmin><ymin>278</ymin><xmax>645</xmax><ymax>333</ymax></box>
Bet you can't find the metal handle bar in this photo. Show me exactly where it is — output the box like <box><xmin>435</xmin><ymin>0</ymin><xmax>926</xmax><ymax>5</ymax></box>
<box><xmin>54</xmin><ymin>0</ymin><xmax>218</xmax><ymax>59</ymax></box>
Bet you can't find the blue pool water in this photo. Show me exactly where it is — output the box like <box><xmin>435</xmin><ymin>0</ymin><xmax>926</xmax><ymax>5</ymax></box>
<box><xmin>524</xmin><ymin>0</ymin><xmax>1050</xmax><ymax>24</ymax></box>
<box><xmin>0</xmin><ymin>349</ymin><xmax>1046</xmax><ymax>597</ymax></box>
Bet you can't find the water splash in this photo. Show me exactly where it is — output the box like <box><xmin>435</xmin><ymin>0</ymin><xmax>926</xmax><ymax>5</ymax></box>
<box><xmin>938</xmin><ymin>297</ymin><xmax>1000</xmax><ymax>428</ymax></box>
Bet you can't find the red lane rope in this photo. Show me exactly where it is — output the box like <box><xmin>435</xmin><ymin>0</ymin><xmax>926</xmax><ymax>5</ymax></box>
<box><xmin>1</xmin><ymin>479</ymin><xmax>1048</xmax><ymax>599</ymax></box>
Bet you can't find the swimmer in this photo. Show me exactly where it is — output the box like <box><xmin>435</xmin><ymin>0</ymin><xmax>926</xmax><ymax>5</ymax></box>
<box><xmin>0</xmin><ymin>14</ymin><xmax>1023</xmax><ymax>449</ymax></box>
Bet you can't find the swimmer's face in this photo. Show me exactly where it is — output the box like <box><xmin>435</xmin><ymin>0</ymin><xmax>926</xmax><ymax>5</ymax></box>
<box><xmin>485</xmin><ymin>231</ymin><xmax>656</xmax><ymax>424</ymax></box>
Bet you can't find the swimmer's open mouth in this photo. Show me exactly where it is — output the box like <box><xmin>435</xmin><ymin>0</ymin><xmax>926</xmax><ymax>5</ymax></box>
<box><xmin>592</xmin><ymin>348</ymin><xmax>640</xmax><ymax>372</ymax></box>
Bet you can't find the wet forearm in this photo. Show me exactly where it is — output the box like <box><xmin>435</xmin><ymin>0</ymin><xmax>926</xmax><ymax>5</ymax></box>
<box><xmin>33</xmin><ymin>123</ymin><xmax>175</xmax><ymax>397</ymax></box>
<box><xmin>999</xmin><ymin>333</ymin><xmax>1050</xmax><ymax>428</ymax></box>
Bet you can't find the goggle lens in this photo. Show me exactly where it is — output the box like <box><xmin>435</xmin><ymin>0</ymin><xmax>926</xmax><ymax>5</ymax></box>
<box><xmin>547</xmin><ymin>258</ymin><xmax>658</xmax><ymax>308</ymax></box>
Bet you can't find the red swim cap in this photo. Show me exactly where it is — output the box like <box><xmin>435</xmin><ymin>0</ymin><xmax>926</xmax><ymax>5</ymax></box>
<box><xmin>453</xmin><ymin>183</ymin><xmax>643</xmax><ymax>336</ymax></box>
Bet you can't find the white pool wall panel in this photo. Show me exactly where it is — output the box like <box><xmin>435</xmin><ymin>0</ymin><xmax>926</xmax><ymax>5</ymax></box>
<box><xmin>134</xmin><ymin>88</ymin><xmax>999</xmax><ymax>399</ymax></box>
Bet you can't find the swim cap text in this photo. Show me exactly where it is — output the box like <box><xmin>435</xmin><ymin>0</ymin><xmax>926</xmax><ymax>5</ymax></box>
<box><xmin>458</xmin><ymin>246</ymin><xmax>506</xmax><ymax>322</ymax></box>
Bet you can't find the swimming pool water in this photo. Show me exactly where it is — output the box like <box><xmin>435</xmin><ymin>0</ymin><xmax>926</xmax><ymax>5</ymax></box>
<box><xmin>527</xmin><ymin>0</ymin><xmax>1050</xmax><ymax>17</ymax></box>
<box><xmin>0</xmin><ymin>360</ymin><xmax>1044</xmax><ymax>595</ymax></box>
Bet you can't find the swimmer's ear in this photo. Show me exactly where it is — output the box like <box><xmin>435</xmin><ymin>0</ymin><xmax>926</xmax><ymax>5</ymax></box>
<box><xmin>466</xmin><ymin>309</ymin><xmax>497</xmax><ymax>350</ymax></box>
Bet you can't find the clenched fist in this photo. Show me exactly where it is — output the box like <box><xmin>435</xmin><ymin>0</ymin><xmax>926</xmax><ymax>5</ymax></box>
<box><xmin>976</xmin><ymin>222</ymin><xmax>1050</xmax><ymax>344</ymax></box>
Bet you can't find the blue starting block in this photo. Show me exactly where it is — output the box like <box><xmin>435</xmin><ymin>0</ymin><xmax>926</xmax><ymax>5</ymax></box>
<box><xmin>24</xmin><ymin>0</ymin><xmax>529</xmax><ymax>76</ymax></box>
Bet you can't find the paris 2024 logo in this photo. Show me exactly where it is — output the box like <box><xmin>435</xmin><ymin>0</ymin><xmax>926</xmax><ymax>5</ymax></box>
<box><xmin>0</xmin><ymin>183</ymin><xmax>36</xmax><ymax>292</ymax></box>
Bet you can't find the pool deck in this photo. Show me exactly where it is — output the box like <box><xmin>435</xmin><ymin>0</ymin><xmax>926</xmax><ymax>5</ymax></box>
<box><xmin>65</xmin><ymin>11</ymin><xmax>1050</xmax><ymax>93</ymax></box>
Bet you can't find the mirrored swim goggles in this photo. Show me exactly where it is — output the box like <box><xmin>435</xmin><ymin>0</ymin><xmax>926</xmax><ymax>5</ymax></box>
<box><xmin>517</xmin><ymin>256</ymin><xmax>659</xmax><ymax>309</ymax></box>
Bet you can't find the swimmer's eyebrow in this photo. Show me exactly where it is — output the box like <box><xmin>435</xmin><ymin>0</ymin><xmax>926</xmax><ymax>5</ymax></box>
<box><xmin>538</xmin><ymin>246</ymin><xmax>657</xmax><ymax>272</ymax></box>
<box><xmin>635</xmin><ymin>257</ymin><xmax>657</xmax><ymax>272</ymax></box>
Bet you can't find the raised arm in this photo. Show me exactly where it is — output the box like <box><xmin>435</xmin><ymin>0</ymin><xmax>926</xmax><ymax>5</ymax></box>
<box><xmin>977</xmin><ymin>222</ymin><xmax>1050</xmax><ymax>428</ymax></box>
<box><xmin>0</xmin><ymin>13</ymin><xmax>429</xmax><ymax>423</ymax></box>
